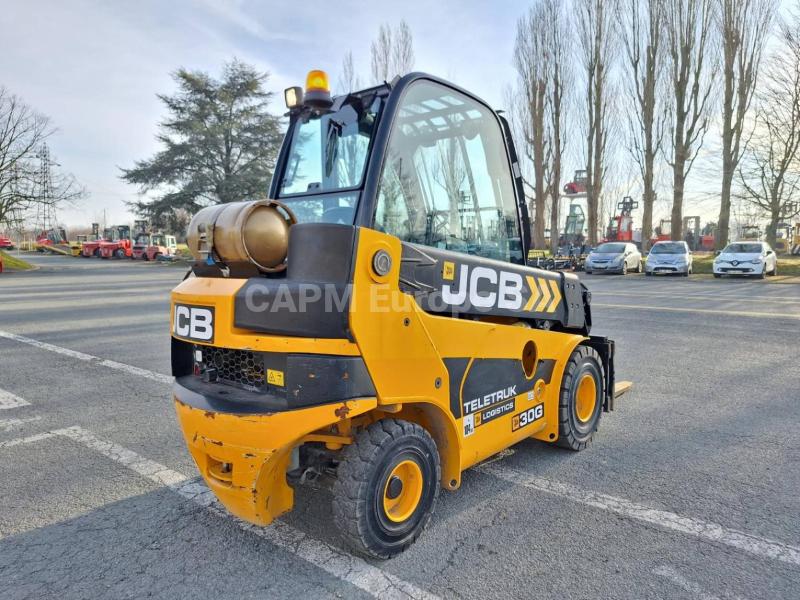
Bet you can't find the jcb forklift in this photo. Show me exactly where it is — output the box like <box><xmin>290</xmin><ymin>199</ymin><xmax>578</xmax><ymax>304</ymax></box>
<box><xmin>171</xmin><ymin>71</ymin><xmax>627</xmax><ymax>558</ymax></box>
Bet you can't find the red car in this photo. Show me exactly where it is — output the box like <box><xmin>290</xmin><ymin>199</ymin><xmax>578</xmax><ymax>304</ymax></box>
<box><xmin>0</xmin><ymin>236</ymin><xmax>14</xmax><ymax>250</ymax></box>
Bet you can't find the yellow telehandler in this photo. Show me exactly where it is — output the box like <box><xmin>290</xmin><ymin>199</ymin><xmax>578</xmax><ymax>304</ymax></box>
<box><xmin>170</xmin><ymin>70</ymin><xmax>628</xmax><ymax>558</ymax></box>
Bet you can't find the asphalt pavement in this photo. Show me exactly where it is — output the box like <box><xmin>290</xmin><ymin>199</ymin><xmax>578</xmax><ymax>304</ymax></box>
<box><xmin>1</xmin><ymin>253</ymin><xmax>799</xmax><ymax>599</ymax></box>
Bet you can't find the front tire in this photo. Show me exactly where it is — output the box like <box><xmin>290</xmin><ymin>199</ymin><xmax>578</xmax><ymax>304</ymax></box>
<box><xmin>556</xmin><ymin>346</ymin><xmax>604</xmax><ymax>451</ymax></box>
<box><xmin>332</xmin><ymin>419</ymin><xmax>440</xmax><ymax>559</ymax></box>
<box><xmin>114</xmin><ymin>248</ymin><xmax>125</xmax><ymax>259</ymax></box>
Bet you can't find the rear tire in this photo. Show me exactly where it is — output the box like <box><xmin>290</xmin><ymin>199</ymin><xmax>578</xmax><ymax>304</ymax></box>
<box><xmin>556</xmin><ymin>346</ymin><xmax>604</xmax><ymax>451</ymax></box>
<box><xmin>114</xmin><ymin>248</ymin><xmax>125</xmax><ymax>259</ymax></box>
<box><xmin>332</xmin><ymin>419</ymin><xmax>440</xmax><ymax>559</ymax></box>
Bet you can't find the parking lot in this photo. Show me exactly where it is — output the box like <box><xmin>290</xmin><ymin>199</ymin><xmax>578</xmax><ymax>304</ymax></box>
<box><xmin>1</xmin><ymin>254</ymin><xmax>799</xmax><ymax>599</ymax></box>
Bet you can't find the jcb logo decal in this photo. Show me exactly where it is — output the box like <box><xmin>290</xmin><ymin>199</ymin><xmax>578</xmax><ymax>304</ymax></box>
<box><xmin>442</xmin><ymin>261</ymin><xmax>455</xmax><ymax>281</ymax></box>
<box><xmin>173</xmin><ymin>304</ymin><xmax>214</xmax><ymax>342</ymax></box>
<box><xmin>442</xmin><ymin>265</ymin><xmax>561</xmax><ymax>314</ymax></box>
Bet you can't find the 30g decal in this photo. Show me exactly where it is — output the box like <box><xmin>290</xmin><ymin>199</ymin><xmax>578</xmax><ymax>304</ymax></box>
<box><xmin>511</xmin><ymin>403</ymin><xmax>544</xmax><ymax>432</ymax></box>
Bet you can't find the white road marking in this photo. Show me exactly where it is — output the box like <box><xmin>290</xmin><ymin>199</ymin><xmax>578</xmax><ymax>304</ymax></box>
<box><xmin>591</xmin><ymin>290</ymin><xmax>800</xmax><ymax>305</ymax></box>
<box><xmin>0</xmin><ymin>388</ymin><xmax>31</xmax><ymax>410</ymax></box>
<box><xmin>0</xmin><ymin>416</ymin><xmax>42</xmax><ymax>432</ymax></box>
<box><xmin>593</xmin><ymin>303</ymin><xmax>800</xmax><ymax>320</ymax></box>
<box><xmin>0</xmin><ymin>330</ymin><xmax>172</xmax><ymax>384</ymax></box>
<box><xmin>653</xmin><ymin>565</ymin><xmax>727</xmax><ymax>600</ymax></box>
<box><xmin>0</xmin><ymin>431</ymin><xmax>57</xmax><ymax>449</ymax></box>
<box><xmin>54</xmin><ymin>426</ymin><xmax>437</xmax><ymax>600</ymax></box>
<box><xmin>481</xmin><ymin>464</ymin><xmax>800</xmax><ymax>568</ymax></box>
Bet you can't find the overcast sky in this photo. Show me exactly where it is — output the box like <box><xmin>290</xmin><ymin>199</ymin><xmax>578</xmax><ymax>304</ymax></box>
<box><xmin>1</xmin><ymin>0</ymin><xmax>793</xmax><ymax>230</ymax></box>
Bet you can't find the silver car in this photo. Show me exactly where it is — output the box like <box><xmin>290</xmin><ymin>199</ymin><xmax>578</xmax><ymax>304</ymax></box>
<box><xmin>585</xmin><ymin>242</ymin><xmax>642</xmax><ymax>275</ymax></box>
<box><xmin>645</xmin><ymin>241</ymin><xmax>693</xmax><ymax>276</ymax></box>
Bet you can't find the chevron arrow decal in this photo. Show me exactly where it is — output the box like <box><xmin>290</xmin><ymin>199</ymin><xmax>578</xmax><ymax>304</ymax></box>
<box><xmin>545</xmin><ymin>278</ymin><xmax>562</xmax><ymax>313</ymax></box>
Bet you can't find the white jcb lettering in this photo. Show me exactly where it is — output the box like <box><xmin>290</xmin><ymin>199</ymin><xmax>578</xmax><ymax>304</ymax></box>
<box><xmin>440</xmin><ymin>264</ymin><xmax>525</xmax><ymax>311</ymax></box>
<box><xmin>174</xmin><ymin>305</ymin><xmax>214</xmax><ymax>341</ymax></box>
<box><xmin>442</xmin><ymin>265</ymin><xmax>469</xmax><ymax>305</ymax></box>
<box><xmin>498</xmin><ymin>271</ymin><xmax>523</xmax><ymax>310</ymax></box>
<box><xmin>189</xmin><ymin>308</ymin><xmax>213</xmax><ymax>340</ymax></box>
<box><xmin>469</xmin><ymin>267</ymin><xmax>497</xmax><ymax>308</ymax></box>
<box><xmin>174</xmin><ymin>305</ymin><xmax>191</xmax><ymax>337</ymax></box>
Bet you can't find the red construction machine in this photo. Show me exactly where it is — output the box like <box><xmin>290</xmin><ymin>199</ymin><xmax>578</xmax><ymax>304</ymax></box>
<box><xmin>131</xmin><ymin>220</ymin><xmax>152</xmax><ymax>259</ymax></box>
<box><xmin>144</xmin><ymin>233</ymin><xmax>178</xmax><ymax>261</ymax></box>
<box><xmin>131</xmin><ymin>232</ymin><xmax>152</xmax><ymax>259</ymax></box>
<box><xmin>81</xmin><ymin>224</ymin><xmax>111</xmax><ymax>257</ymax></box>
<box><xmin>99</xmin><ymin>225</ymin><xmax>132</xmax><ymax>259</ymax></box>
<box><xmin>602</xmin><ymin>197</ymin><xmax>638</xmax><ymax>244</ymax></box>
<box><xmin>563</xmin><ymin>169</ymin><xmax>588</xmax><ymax>196</ymax></box>
<box><xmin>651</xmin><ymin>219</ymin><xmax>672</xmax><ymax>245</ymax></box>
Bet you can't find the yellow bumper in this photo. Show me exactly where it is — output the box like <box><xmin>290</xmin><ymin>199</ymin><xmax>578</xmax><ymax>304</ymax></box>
<box><xmin>174</xmin><ymin>396</ymin><xmax>377</xmax><ymax>525</ymax></box>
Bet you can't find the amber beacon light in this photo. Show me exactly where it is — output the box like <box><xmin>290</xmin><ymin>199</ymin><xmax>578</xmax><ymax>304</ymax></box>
<box><xmin>304</xmin><ymin>69</ymin><xmax>332</xmax><ymax>108</ymax></box>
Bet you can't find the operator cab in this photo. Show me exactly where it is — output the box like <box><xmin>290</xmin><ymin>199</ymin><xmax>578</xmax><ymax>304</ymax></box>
<box><xmin>273</xmin><ymin>71</ymin><xmax>529</xmax><ymax>266</ymax></box>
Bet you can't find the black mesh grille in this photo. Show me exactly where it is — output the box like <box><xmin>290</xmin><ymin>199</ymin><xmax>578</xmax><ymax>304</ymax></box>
<box><xmin>198</xmin><ymin>346</ymin><xmax>266</xmax><ymax>390</ymax></box>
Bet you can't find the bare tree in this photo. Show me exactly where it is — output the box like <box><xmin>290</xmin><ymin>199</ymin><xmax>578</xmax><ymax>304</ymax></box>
<box><xmin>0</xmin><ymin>87</ymin><xmax>52</xmax><ymax>227</ymax></box>
<box><xmin>514</xmin><ymin>3</ymin><xmax>550</xmax><ymax>249</ymax></box>
<box><xmin>576</xmin><ymin>0</ymin><xmax>618</xmax><ymax>245</ymax></box>
<box><xmin>619</xmin><ymin>0</ymin><xmax>668</xmax><ymax>250</ymax></box>
<box><xmin>337</xmin><ymin>51</ymin><xmax>362</xmax><ymax>94</ymax></box>
<box><xmin>737</xmin><ymin>15</ymin><xmax>800</xmax><ymax>245</ymax></box>
<box><xmin>544</xmin><ymin>0</ymin><xmax>571</xmax><ymax>253</ymax></box>
<box><xmin>371</xmin><ymin>20</ymin><xmax>415</xmax><ymax>84</ymax></box>
<box><xmin>665</xmin><ymin>0</ymin><xmax>716</xmax><ymax>240</ymax></box>
<box><xmin>716</xmin><ymin>0</ymin><xmax>775</xmax><ymax>249</ymax></box>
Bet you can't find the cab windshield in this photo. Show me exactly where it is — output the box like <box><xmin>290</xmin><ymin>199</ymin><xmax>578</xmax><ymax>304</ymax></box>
<box><xmin>724</xmin><ymin>243</ymin><xmax>761</xmax><ymax>253</ymax></box>
<box><xmin>594</xmin><ymin>243</ymin><xmax>626</xmax><ymax>254</ymax></box>
<box><xmin>651</xmin><ymin>243</ymin><xmax>685</xmax><ymax>254</ymax></box>
<box><xmin>277</xmin><ymin>94</ymin><xmax>382</xmax><ymax>225</ymax></box>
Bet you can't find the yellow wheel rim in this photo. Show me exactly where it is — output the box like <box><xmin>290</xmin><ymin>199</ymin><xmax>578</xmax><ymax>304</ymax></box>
<box><xmin>382</xmin><ymin>459</ymin><xmax>424</xmax><ymax>523</ymax></box>
<box><xmin>575</xmin><ymin>373</ymin><xmax>597</xmax><ymax>423</ymax></box>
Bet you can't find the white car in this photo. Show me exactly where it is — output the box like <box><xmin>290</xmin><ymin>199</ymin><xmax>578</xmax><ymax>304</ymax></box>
<box><xmin>645</xmin><ymin>241</ymin><xmax>693</xmax><ymax>276</ymax></box>
<box><xmin>713</xmin><ymin>241</ymin><xmax>778</xmax><ymax>278</ymax></box>
<box><xmin>584</xmin><ymin>242</ymin><xmax>642</xmax><ymax>275</ymax></box>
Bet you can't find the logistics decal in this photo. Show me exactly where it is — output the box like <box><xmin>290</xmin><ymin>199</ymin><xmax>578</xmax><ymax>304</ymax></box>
<box><xmin>511</xmin><ymin>403</ymin><xmax>544</xmax><ymax>432</ymax></box>
<box><xmin>463</xmin><ymin>385</ymin><xmax>517</xmax><ymax>438</ymax></box>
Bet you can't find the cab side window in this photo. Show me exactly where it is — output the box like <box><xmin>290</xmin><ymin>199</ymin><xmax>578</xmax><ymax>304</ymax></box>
<box><xmin>374</xmin><ymin>81</ymin><xmax>522</xmax><ymax>263</ymax></box>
